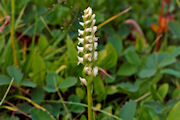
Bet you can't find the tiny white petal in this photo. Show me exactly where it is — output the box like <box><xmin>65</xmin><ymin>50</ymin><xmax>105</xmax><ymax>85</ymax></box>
<box><xmin>84</xmin><ymin>53</ymin><xmax>92</xmax><ymax>62</ymax></box>
<box><xmin>85</xmin><ymin>28</ymin><xmax>92</xmax><ymax>32</ymax></box>
<box><xmin>85</xmin><ymin>20</ymin><xmax>91</xmax><ymax>25</ymax></box>
<box><xmin>94</xmin><ymin>51</ymin><xmax>98</xmax><ymax>60</ymax></box>
<box><xmin>79</xmin><ymin>77</ymin><xmax>87</xmax><ymax>86</ymax></box>
<box><xmin>77</xmin><ymin>46</ymin><xmax>84</xmax><ymax>53</ymax></box>
<box><xmin>91</xmin><ymin>19</ymin><xmax>96</xmax><ymax>26</ymax></box>
<box><xmin>84</xmin><ymin>44</ymin><xmax>93</xmax><ymax>51</ymax></box>
<box><xmin>94</xmin><ymin>42</ymin><xmax>98</xmax><ymax>49</ymax></box>
<box><xmin>78</xmin><ymin>37</ymin><xmax>84</xmax><ymax>44</ymax></box>
<box><xmin>77</xmin><ymin>56</ymin><xmax>83</xmax><ymax>65</ymax></box>
<box><xmin>85</xmin><ymin>36</ymin><xmax>93</xmax><ymax>43</ymax></box>
<box><xmin>91</xmin><ymin>14</ymin><xmax>95</xmax><ymax>20</ymax></box>
<box><xmin>94</xmin><ymin>36</ymin><xmax>98</xmax><ymax>41</ymax></box>
<box><xmin>93</xmin><ymin>26</ymin><xmax>97</xmax><ymax>33</ymax></box>
<box><xmin>78</xmin><ymin>29</ymin><xmax>84</xmax><ymax>36</ymax></box>
<box><xmin>84</xmin><ymin>66</ymin><xmax>92</xmax><ymax>75</ymax></box>
<box><xmin>79</xmin><ymin>22</ymin><xmax>84</xmax><ymax>27</ymax></box>
<box><xmin>93</xmin><ymin>66</ymin><xmax>98</xmax><ymax>76</ymax></box>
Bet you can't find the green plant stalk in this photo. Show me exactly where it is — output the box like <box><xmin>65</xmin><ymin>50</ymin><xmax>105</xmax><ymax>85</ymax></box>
<box><xmin>0</xmin><ymin>78</ymin><xmax>14</xmax><ymax>106</ymax></box>
<box><xmin>11</xmin><ymin>0</ymin><xmax>18</xmax><ymax>66</ymax></box>
<box><xmin>87</xmin><ymin>82</ymin><xmax>92</xmax><ymax>120</ymax></box>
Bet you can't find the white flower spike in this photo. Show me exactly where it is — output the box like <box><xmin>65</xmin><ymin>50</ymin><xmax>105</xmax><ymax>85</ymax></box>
<box><xmin>77</xmin><ymin>7</ymin><xmax>99</xmax><ymax>82</ymax></box>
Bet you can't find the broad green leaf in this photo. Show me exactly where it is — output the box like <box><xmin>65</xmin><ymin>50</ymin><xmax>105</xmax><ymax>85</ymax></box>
<box><xmin>117</xmin><ymin>82</ymin><xmax>139</xmax><ymax>93</ymax></box>
<box><xmin>45</xmin><ymin>72</ymin><xmax>58</xmax><ymax>93</ymax></box>
<box><xmin>98</xmin><ymin>43</ymin><xmax>118</xmax><ymax>69</ymax></box>
<box><xmin>94</xmin><ymin>76</ymin><xmax>106</xmax><ymax>102</ymax></box>
<box><xmin>66</xmin><ymin>36</ymin><xmax>78</xmax><ymax>66</ymax></box>
<box><xmin>117</xmin><ymin>63</ymin><xmax>136</xmax><ymax>76</ymax></box>
<box><xmin>59</xmin><ymin>77</ymin><xmax>77</xmax><ymax>89</ymax></box>
<box><xmin>38</xmin><ymin>35</ymin><xmax>49</xmax><ymax>52</ymax></box>
<box><xmin>160</xmin><ymin>69</ymin><xmax>180</xmax><ymax>78</ymax></box>
<box><xmin>31</xmin><ymin>86</ymin><xmax>44</xmax><ymax>104</ymax></box>
<box><xmin>31</xmin><ymin>108</ymin><xmax>55</xmax><ymax>120</ymax></box>
<box><xmin>120</xmin><ymin>100</ymin><xmax>136</xmax><ymax>120</ymax></box>
<box><xmin>68</xmin><ymin>95</ymin><xmax>85</xmax><ymax>113</ymax></box>
<box><xmin>0</xmin><ymin>75</ymin><xmax>11</xmax><ymax>85</ymax></box>
<box><xmin>168</xmin><ymin>21</ymin><xmax>180</xmax><ymax>38</ymax></box>
<box><xmin>158</xmin><ymin>56</ymin><xmax>176</xmax><ymax>68</ymax></box>
<box><xmin>125</xmin><ymin>50</ymin><xmax>140</xmax><ymax>66</ymax></box>
<box><xmin>20</xmin><ymin>79</ymin><xmax>36</xmax><ymax>88</ymax></box>
<box><xmin>7</xmin><ymin>66</ymin><xmax>23</xmax><ymax>84</ymax></box>
<box><xmin>32</xmin><ymin>53</ymin><xmax>46</xmax><ymax>85</ymax></box>
<box><xmin>76</xmin><ymin>87</ymin><xmax>85</xmax><ymax>99</ymax></box>
<box><xmin>167</xmin><ymin>101</ymin><xmax>180</xmax><ymax>120</ymax></box>
<box><xmin>108</xmin><ymin>34</ymin><xmax>123</xmax><ymax>55</ymax></box>
<box><xmin>139</xmin><ymin>68</ymin><xmax>156</xmax><ymax>78</ymax></box>
<box><xmin>158</xmin><ymin>83</ymin><xmax>169</xmax><ymax>100</ymax></box>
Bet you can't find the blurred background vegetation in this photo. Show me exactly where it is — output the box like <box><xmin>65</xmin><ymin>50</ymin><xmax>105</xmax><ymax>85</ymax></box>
<box><xmin>0</xmin><ymin>0</ymin><xmax>180</xmax><ymax>120</ymax></box>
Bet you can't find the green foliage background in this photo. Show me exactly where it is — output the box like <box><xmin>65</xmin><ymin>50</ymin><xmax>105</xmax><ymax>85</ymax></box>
<box><xmin>0</xmin><ymin>0</ymin><xmax>180</xmax><ymax>119</ymax></box>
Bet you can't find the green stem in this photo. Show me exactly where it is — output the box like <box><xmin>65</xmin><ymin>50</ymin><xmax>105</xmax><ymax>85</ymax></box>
<box><xmin>87</xmin><ymin>83</ymin><xmax>92</xmax><ymax>120</ymax></box>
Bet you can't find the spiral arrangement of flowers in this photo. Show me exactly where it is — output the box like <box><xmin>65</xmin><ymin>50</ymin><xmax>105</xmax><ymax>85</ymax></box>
<box><xmin>77</xmin><ymin>7</ymin><xmax>98</xmax><ymax>86</ymax></box>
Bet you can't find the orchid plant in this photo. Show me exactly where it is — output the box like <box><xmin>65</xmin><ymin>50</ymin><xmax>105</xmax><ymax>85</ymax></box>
<box><xmin>77</xmin><ymin>7</ymin><xmax>98</xmax><ymax>120</ymax></box>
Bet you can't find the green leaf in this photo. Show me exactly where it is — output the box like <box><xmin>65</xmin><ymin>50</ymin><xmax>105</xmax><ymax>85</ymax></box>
<box><xmin>20</xmin><ymin>80</ymin><xmax>36</xmax><ymax>88</ymax></box>
<box><xmin>158</xmin><ymin>83</ymin><xmax>169</xmax><ymax>100</ymax></box>
<box><xmin>31</xmin><ymin>108</ymin><xmax>55</xmax><ymax>120</ymax></box>
<box><xmin>139</xmin><ymin>68</ymin><xmax>156</xmax><ymax>78</ymax></box>
<box><xmin>66</xmin><ymin>36</ymin><xmax>78</xmax><ymax>66</ymax></box>
<box><xmin>94</xmin><ymin>76</ymin><xmax>106</xmax><ymax>102</ymax></box>
<box><xmin>31</xmin><ymin>86</ymin><xmax>44</xmax><ymax>104</ymax></box>
<box><xmin>7</xmin><ymin>66</ymin><xmax>23</xmax><ymax>84</ymax></box>
<box><xmin>68</xmin><ymin>95</ymin><xmax>85</xmax><ymax>113</ymax></box>
<box><xmin>168</xmin><ymin>21</ymin><xmax>180</xmax><ymax>38</ymax></box>
<box><xmin>76</xmin><ymin>87</ymin><xmax>85</xmax><ymax>99</ymax></box>
<box><xmin>120</xmin><ymin>100</ymin><xmax>136</xmax><ymax>120</ymax></box>
<box><xmin>108</xmin><ymin>34</ymin><xmax>123</xmax><ymax>55</ymax></box>
<box><xmin>125</xmin><ymin>50</ymin><xmax>140</xmax><ymax>66</ymax></box>
<box><xmin>160</xmin><ymin>69</ymin><xmax>180</xmax><ymax>78</ymax></box>
<box><xmin>32</xmin><ymin>53</ymin><xmax>46</xmax><ymax>85</ymax></box>
<box><xmin>158</xmin><ymin>56</ymin><xmax>176</xmax><ymax>68</ymax></box>
<box><xmin>167</xmin><ymin>101</ymin><xmax>180</xmax><ymax>120</ymax></box>
<box><xmin>117</xmin><ymin>63</ymin><xmax>136</xmax><ymax>76</ymax></box>
<box><xmin>98</xmin><ymin>43</ymin><xmax>118</xmax><ymax>69</ymax></box>
<box><xmin>59</xmin><ymin>77</ymin><xmax>77</xmax><ymax>89</ymax></box>
<box><xmin>45</xmin><ymin>72</ymin><xmax>58</xmax><ymax>93</ymax></box>
<box><xmin>38</xmin><ymin>35</ymin><xmax>49</xmax><ymax>52</ymax></box>
<box><xmin>0</xmin><ymin>75</ymin><xmax>11</xmax><ymax>85</ymax></box>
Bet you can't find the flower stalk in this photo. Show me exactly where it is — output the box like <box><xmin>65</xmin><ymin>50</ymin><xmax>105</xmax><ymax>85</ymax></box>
<box><xmin>77</xmin><ymin>7</ymin><xmax>98</xmax><ymax>120</ymax></box>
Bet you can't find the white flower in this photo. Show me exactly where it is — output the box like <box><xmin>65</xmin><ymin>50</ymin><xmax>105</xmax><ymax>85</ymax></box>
<box><xmin>94</xmin><ymin>42</ymin><xmax>98</xmax><ymax>49</ymax></box>
<box><xmin>77</xmin><ymin>56</ymin><xmax>83</xmax><ymax>65</ymax></box>
<box><xmin>91</xmin><ymin>14</ymin><xmax>95</xmax><ymax>20</ymax></box>
<box><xmin>78</xmin><ymin>29</ymin><xmax>84</xmax><ymax>36</ymax></box>
<box><xmin>84</xmin><ymin>53</ymin><xmax>92</xmax><ymax>62</ymax></box>
<box><xmin>79</xmin><ymin>22</ymin><xmax>84</xmax><ymax>27</ymax></box>
<box><xmin>93</xmin><ymin>66</ymin><xmax>98</xmax><ymax>76</ymax></box>
<box><xmin>77</xmin><ymin>46</ymin><xmax>84</xmax><ymax>53</ymax></box>
<box><xmin>79</xmin><ymin>77</ymin><xmax>87</xmax><ymax>86</ymax></box>
<box><xmin>93</xmin><ymin>26</ymin><xmax>97</xmax><ymax>33</ymax></box>
<box><xmin>91</xmin><ymin>19</ymin><xmax>96</xmax><ymax>26</ymax></box>
<box><xmin>84</xmin><ymin>66</ymin><xmax>92</xmax><ymax>75</ymax></box>
<box><xmin>84</xmin><ymin>7</ymin><xmax>92</xmax><ymax>16</ymax></box>
<box><xmin>78</xmin><ymin>37</ymin><xmax>84</xmax><ymax>44</ymax></box>
<box><xmin>85</xmin><ymin>36</ymin><xmax>93</xmax><ymax>43</ymax></box>
<box><xmin>85</xmin><ymin>28</ymin><xmax>92</xmax><ymax>33</ymax></box>
<box><xmin>94</xmin><ymin>36</ymin><xmax>98</xmax><ymax>41</ymax></box>
<box><xmin>94</xmin><ymin>51</ymin><xmax>98</xmax><ymax>60</ymax></box>
<box><xmin>85</xmin><ymin>20</ymin><xmax>91</xmax><ymax>25</ymax></box>
<box><xmin>84</xmin><ymin>44</ymin><xmax>93</xmax><ymax>51</ymax></box>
